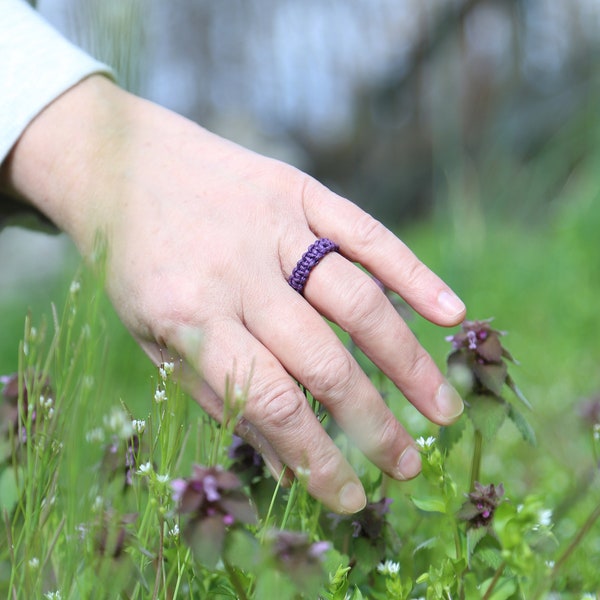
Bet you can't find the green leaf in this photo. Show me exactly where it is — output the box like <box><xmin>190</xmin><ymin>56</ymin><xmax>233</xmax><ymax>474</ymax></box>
<box><xmin>410</xmin><ymin>495</ymin><xmax>446</xmax><ymax>514</ymax></box>
<box><xmin>413</xmin><ymin>536</ymin><xmax>438</xmax><ymax>555</ymax></box>
<box><xmin>473</xmin><ymin>362</ymin><xmax>507</xmax><ymax>396</ymax></box>
<box><xmin>0</xmin><ymin>467</ymin><xmax>19</xmax><ymax>514</ymax></box>
<box><xmin>506</xmin><ymin>374</ymin><xmax>532</xmax><ymax>410</ymax></box>
<box><xmin>224</xmin><ymin>528</ymin><xmax>258</xmax><ymax>571</ymax></box>
<box><xmin>466</xmin><ymin>394</ymin><xmax>508</xmax><ymax>441</ymax></box>
<box><xmin>507</xmin><ymin>404</ymin><xmax>537</xmax><ymax>445</ymax></box>
<box><xmin>476</xmin><ymin>547</ymin><xmax>504</xmax><ymax>570</ymax></box>
<box><xmin>466</xmin><ymin>526</ymin><xmax>488</xmax><ymax>558</ymax></box>
<box><xmin>481</xmin><ymin>576</ymin><xmax>517</xmax><ymax>600</ymax></box>
<box><xmin>437</xmin><ymin>416</ymin><xmax>467</xmax><ymax>453</ymax></box>
<box><xmin>347</xmin><ymin>586</ymin><xmax>365</xmax><ymax>600</ymax></box>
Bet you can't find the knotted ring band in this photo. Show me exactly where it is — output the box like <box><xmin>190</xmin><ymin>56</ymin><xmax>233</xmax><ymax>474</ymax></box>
<box><xmin>288</xmin><ymin>238</ymin><xmax>339</xmax><ymax>295</ymax></box>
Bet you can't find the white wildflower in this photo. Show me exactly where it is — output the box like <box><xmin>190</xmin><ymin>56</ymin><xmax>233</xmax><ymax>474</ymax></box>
<box><xmin>295</xmin><ymin>466</ymin><xmax>311</xmax><ymax>481</ymax></box>
<box><xmin>85</xmin><ymin>427</ymin><xmax>105</xmax><ymax>443</ymax></box>
<box><xmin>41</xmin><ymin>495</ymin><xmax>56</xmax><ymax>509</ymax></box>
<box><xmin>168</xmin><ymin>523</ymin><xmax>180</xmax><ymax>540</ymax></box>
<box><xmin>28</xmin><ymin>557</ymin><xmax>40</xmax><ymax>569</ymax></box>
<box><xmin>538</xmin><ymin>509</ymin><xmax>552</xmax><ymax>527</ymax></box>
<box><xmin>39</xmin><ymin>395</ymin><xmax>53</xmax><ymax>409</ymax></box>
<box><xmin>156</xmin><ymin>473</ymin><xmax>170</xmax><ymax>484</ymax></box>
<box><xmin>69</xmin><ymin>280</ymin><xmax>81</xmax><ymax>295</ymax></box>
<box><xmin>137</xmin><ymin>462</ymin><xmax>153</xmax><ymax>475</ymax></box>
<box><xmin>159</xmin><ymin>361</ymin><xmax>175</xmax><ymax>381</ymax></box>
<box><xmin>45</xmin><ymin>591</ymin><xmax>62</xmax><ymax>599</ymax></box>
<box><xmin>377</xmin><ymin>559</ymin><xmax>400</xmax><ymax>576</ymax></box>
<box><xmin>154</xmin><ymin>388</ymin><xmax>167</xmax><ymax>403</ymax></box>
<box><xmin>92</xmin><ymin>495</ymin><xmax>104</xmax><ymax>512</ymax></box>
<box><xmin>104</xmin><ymin>407</ymin><xmax>134</xmax><ymax>439</ymax></box>
<box><xmin>415</xmin><ymin>436</ymin><xmax>436</xmax><ymax>449</ymax></box>
<box><xmin>132</xmin><ymin>419</ymin><xmax>146</xmax><ymax>434</ymax></box>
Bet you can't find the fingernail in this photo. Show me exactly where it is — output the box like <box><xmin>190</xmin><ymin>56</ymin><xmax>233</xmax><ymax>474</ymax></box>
<box><xmin>396</xmin><ymin>445</ymin><xmax>421</xmax><ymax>480</ymax></box>
<box><xmin>437</xmin><ymin>290</ymin><xmax>465</xmax><ymax>318</ymax></box>
<box><xmin>338</xmin><ymin>481</ymin><xmax>367</xmax><ymax>514</ymax></box>
<box><xmin>436</xmin><ymin>382</ymin><xmax>464</xmax><ymax>422</ymax></box>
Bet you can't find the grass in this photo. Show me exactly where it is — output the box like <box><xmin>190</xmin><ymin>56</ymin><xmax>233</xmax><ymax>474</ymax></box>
<box><xmin>1</xmin><ymin>148</ymin><xmax>600</xmax><ymax>598</ymax></box>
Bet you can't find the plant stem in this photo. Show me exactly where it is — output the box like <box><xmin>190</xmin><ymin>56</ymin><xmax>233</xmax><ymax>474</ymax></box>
<box><xmin>224</xmin><ymin>560</ymin><xmax>250</xmax><ymax>600</ymax></box>
<box><xmin>470</xmin><ymin>430</ymin><xmax>483</xmax><ymax>492</ymax></box>
<box><xmin>552</xmin><ymin>501</ymin><xmax>600</xmax><ymax>576</ymax></box>
<box><xmin>482</xmin><ymin>561</ymin><xmax>506</xmax><ymax>600</ymax></box>
<box><xmin>152</xmin><ymin>516</ymin><xmax>165</xmax><ymax>600</ymax></box>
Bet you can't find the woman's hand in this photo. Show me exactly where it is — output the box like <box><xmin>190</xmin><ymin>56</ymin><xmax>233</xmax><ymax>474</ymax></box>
<box><xmin>2</xmin><ymin>75</ymin><xmax>466</xmax><ymax>513</ymax></box>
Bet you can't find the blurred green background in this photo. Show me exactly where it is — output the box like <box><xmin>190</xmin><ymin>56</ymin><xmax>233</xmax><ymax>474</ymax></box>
<box><xmin>2</xmin><ymin>0</ymin><xmax>600</xmax><ymax>550</ymax></box>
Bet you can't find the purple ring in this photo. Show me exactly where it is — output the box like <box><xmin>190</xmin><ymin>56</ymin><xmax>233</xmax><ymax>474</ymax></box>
<box><xmin>288</xmin><ymin>238</ymin><xmax>339</xmax><ymax>295</ymax></box>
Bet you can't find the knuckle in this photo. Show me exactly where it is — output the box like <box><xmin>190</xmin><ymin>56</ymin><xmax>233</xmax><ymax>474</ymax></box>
<box><xmin>303</xmin><ymin>346</ymin><xmax>354</xmax><ymax>399</ymax></box>
<box><xmin>340</xmin><ymin>276</ymin><xmax>386</xmax><ymax>329</ymax></box>
<box><xmin>403</xmin><ymin>348</ymin><xmax>431</xmax><ymax>384</ymax></box>
<box><xmin>350</xmin><ymin>213</ymin><xmax>387</xmax><ymax>253</ymax></box>
<box><xmin>252</xmin><ymin>382</ymin><xmax>308</xmax><ymax>432</ymax></box>
<box><xmin>309</xmin><ymin>448</ymin><xmax>344</xmax><ymax>487</ymax></box>
<box><xmin>402</xmin><ymin>259</ymin><xmax>430</xmax><ymax>291</ymax></box>
<box><xmin>370</xmin><ymin>413</ymin><xmax>402</xmax><ymax>455</ymax></box>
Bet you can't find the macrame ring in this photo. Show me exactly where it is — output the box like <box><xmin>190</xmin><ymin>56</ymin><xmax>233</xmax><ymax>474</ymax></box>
<box><xmin>288</xmin><ymin>238</ymin><xmax>339</xmax><ymax>295</ymax></box>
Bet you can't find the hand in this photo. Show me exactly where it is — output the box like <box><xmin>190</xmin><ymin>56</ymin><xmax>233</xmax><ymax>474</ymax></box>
<box><xmin>2</xmin><ymin>75</ymin><xmax>466</xmax><ymax>513</ymax></box>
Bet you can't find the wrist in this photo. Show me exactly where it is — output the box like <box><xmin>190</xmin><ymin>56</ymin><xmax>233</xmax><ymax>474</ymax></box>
<box><xmin>1</xmin><ymin>75</ymin><xmax>131</xmax><ymax>253</ymax></box>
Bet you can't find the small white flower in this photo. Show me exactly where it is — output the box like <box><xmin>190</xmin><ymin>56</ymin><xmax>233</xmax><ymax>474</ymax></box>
<box><xmin>159</xmin><ymin>361</ymin><xmax>175</xmax><ymax>381</ymax></box>
<box><xmin>132</xmin><ymin>419</ymin><xmax>146</xmax><ymax>434</ymax></box>
<box><xmin>156</xmin><ymin>473</ymin><xmax>170</xmax><ymax>484</ymax></box>
<box><xmin>104</xmin><ymin>407</ymin><xmax>134</xmax><ymax>439</ymax></box>
<box><xmin>377</xmin><ymin>559</ymin><xmax>400</xmax><ymax>576</ymax></box>
<box><xmin>85</xmin><ymin>427</ymin><xmax>105</xmax><ymax>443</ymax></box>
<box><xmin>415</xmin><ymin>436</ymin><xmax>436</xmax><ymax>449</ymax></box>
<box><xmin>538</xmin><ymin>509</ymin><xmax>552</xmax><ymax>527</ymax></box>
<box><xmin>39</xmin><ymin>395</ymin><xmax>53</xmax><ymax>409</ymax></box>
<box><xmin>137</xmin><ymin>462</ymin><xmax>153</xmax><ymax>475</ymax></box>
<box><xmin>168</xmin><ymin>523</ymin><xmax>180</xmax><ymax>539</ymax></box>
<box><xmin>47</xmin><ymin>408</ymin><xmax>55</xmax><ymax>420</ymax></box>
<box><xmin>295</xmin><ymin>466</ymin><xmax>311</xmax><ymax>480</ymax></box>
<box><xmin>41</xmin><ymin>495</ymin><xmax>56</xmax><ymax>509</ymax></box>
<box><xmin>28</xmin><ymin>557</ymin><xmax>40</xmax><ymax>569</ymax></box>
<box><xmin>92</xmin><ymin>495</ymin><xmax>104</xmax><ymax>512</ymax></box>
<box><xmin>44</xmin><ymin>591</ymin><xmax>62</xmax><ymax>600</ymax></box>
<box><xmin>154</xmin><ymin>388</ymin><xmax>167</xmax><ymax>403</ymax></box>
<box><xmin>69</xmin><ymin>280</ymin><xmax>81</xmax><ymax>295</ymax></box>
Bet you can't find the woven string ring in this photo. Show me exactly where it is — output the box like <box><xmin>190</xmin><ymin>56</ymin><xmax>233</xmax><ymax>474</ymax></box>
<box><xmin>288</xmin><ymin>238</ymin><xmax>339</xmax><ymax>295</ymax></box>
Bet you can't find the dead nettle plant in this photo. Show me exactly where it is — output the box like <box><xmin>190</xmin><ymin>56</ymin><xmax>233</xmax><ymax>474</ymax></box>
<box><xmin>2</xmin><ymin>259</ymin><xmax>600</xmax><ymax>599</ymax></box>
